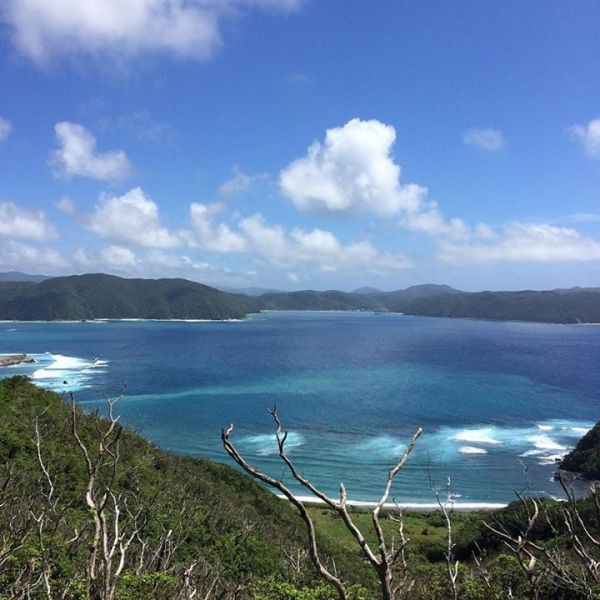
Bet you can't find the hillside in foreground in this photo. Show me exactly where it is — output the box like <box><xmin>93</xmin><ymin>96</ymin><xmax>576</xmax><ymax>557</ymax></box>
<box><xmin>2</xmin><ymin>375</ymin><xmax>600</xmax><ymax>599</ymax></box>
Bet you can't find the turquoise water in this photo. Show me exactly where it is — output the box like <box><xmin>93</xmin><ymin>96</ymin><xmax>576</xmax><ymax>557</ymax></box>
<box><xmin>1</xmin><ymin>312</ymin><xmax>598</xmax><ymax>506</ymax></box>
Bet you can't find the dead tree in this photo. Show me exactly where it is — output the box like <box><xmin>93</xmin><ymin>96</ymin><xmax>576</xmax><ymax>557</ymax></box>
<box><xmin>222</xmin><ymin>404</ymin><xmax>422</xmax><ymax>600</ymax></box>
<box><xmin>70</xmin><ymin>389</ymin><xmax>144</xmax><ymax>600</ymax></box>
<box><xmin>431</xmin><ymin>476</ymin><xmax>459</xmax><ymax>600</ymax></box>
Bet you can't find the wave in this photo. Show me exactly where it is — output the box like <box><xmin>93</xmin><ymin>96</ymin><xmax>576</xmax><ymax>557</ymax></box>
<box><xmin>527</xmin><ymin>435</ymin><xmax>567</xmax><ymax>452</ymax></box>
<box><xmin>459</xmin><ymin>446</ymin><xmax>488</xmax><ymax>454</ymax></box>
<box><xmin>354</xmin><ymin>435</ymin><xmax>412</xmax><ymax>457</ymax></box>
<box><xmin>25</xmin><ymin>352</ymin><xmax>109</xmax><ymax>392</ymax></box>
<box><xmin>435</xmin><ymin>419</ymin><xmax>593</xmax><ymax>467</ymax></box>
<box><xmin>240</xmin><ymin>431</ymin><xmax>305</xmax><ymax>456</ymax></box>
<box><xmin>454</xmin><ymin>429</ymin><xmax>501</xmax><ymax>445</ymax></box>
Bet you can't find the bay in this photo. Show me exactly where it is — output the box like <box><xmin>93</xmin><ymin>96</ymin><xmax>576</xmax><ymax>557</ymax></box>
<box><xmin>1</xmin><ymin>312</ymin><xmax>598</xmax><ymax>507</ymax></box>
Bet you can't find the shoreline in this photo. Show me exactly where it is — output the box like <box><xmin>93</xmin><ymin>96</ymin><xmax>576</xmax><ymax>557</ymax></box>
<box><xmin>279</xmin><ymin>494</ymin><xmax>507</xmax><ymax>513</ymax></box>
<box><xmin>0</xmin><ymin>354</ymin><xmax>35</xmax><ymax>368</ymax></box>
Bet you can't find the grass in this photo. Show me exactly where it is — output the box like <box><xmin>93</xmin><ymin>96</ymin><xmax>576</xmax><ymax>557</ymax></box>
<box><xmin>306</xmin><ymin>504</ymin><xmax>490</xmax><ymax>565</ymax></box>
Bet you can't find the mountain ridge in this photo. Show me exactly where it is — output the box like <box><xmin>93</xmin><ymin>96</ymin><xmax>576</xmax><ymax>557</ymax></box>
<box><xmin>1</xmin><ymin>273</ymin><xmax>600</xmax><ymax>324</ymax></box>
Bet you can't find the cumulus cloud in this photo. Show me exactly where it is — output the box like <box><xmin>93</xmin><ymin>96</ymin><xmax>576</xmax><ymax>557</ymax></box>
<box><xmin>462</xmin><ymin>128</ymin><xmax>504</xmax><ymax>152</ymax></box>
<box><xmin>279</xmin><ymin>118</ymin><xmax>428</xmax><ymax>217</ymax></box>
<box><xmin>239</xmin><ymin>214</ymin><xmax>413</xmax><ymax>272</ymax></box>
<box><xmin>568</xmin><ymin>118</ymin><xmax>600</xmax><ymax>159</ymax></box>
<box><xmin>401</xmin><ymin>209</ymin><xmax>472</xmax><ymax>240</ymax></box>
<box><xmin>0</xmin><ymin>201</ymin><xmax>58</xmax><ymax>241</ymax></box>
<box><xmin>0</xmin><ymin>240</ymin><xmax>68</xmax><ymax>271</ymax></box>
<box><xmin>50</xmin><ymin>122</ymin><xmax>132</xmax><ymax>183</ymax></box>
<box><xmin>2</xmin><ymin>0</ymin><xmax>303</xmax><ymax>64</ymax></box>
<box><xmin>189</xmin><ymin>202</ymin><xmax>247</xmax><ymax>252</ymax></box>
<box><xmin>0</xmin><ymin>117</ymin><xmax>12</xmax><ymax>142</ymax></box>
<box><xmin>438</xmin><ymin>222</ymin><xmax>600</xmax><ymax>264</ymax></box>
<box><xmin>88</xmin><ymin>188</ymin><xmax>182</xmax><ymax>248</ymax></box>
<box><xmin>100</xmin><ymin>245</ymin><xmax>139</xmax><ymax>269</ymax></box>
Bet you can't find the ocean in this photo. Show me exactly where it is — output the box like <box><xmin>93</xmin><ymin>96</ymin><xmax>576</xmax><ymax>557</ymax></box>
<box><xmin>1</xmin><ymin>311</ymin><xmax>598</xmax><ymax>508</ymax></box>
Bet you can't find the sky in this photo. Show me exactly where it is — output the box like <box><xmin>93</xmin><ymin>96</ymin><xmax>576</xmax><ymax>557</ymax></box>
<box><xmin>0</xmin><ymin>1</ymin><xmax>599</xmax><ymax>292</ymax></box>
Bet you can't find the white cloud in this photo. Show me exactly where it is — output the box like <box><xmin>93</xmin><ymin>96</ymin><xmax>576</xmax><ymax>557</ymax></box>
<box><xmin>401</xmin><ymin>209</ymin><xmax>472</xmax><ymax>240</ymax></box>
<box><xmin>0</xmin><ymin>240</ymin><xmax>68</xmax><ymax>271</ymax></box>
<box><xmin>189</xmin><ymin>202</ymin><xmax>247</xmax><ymax>252</ymax></box>
<box><xmin>219</xmin><ymin>167</ymin><xmax>269</xmax><ymax>197</ymax></box>
<box><xmin>462</xmin><ymin>128</ymin><xmax>504</xmax><ymax>152</ymax></box>
<box><xmin>279</xmin><ymin>118</ymin><xmax>428</xmax><ymax>217</ymax></box>
<box><xmin>100</xmin><ymin>245</ymin><xmax>139</xmax><ymax>269</ymax></box>
<box><xmin>0</xmin><ymin>201</ymin><xmax>58</xmax><ymax>241</ymax></box>
<box><xmin>568</xmin><ymin>118</ymin><xmax>600</xmax><ymax>159</ymax></box>
<box><xmin>88</xmin><ymin>187</ymin><xmax>182</xmax><ymax>248</ymax></box>
<box><xmin>438</xmin><ymin>222</ymin><xmax>600</xmax><ymax>264</ymax></box>
<box><xmin>50</xmin><ymin>122</ymin><xmax>132</xmax><ymax>183</ymax></box>
<box><xmin>2</xmin><ymin>0</ymin><xmax>303</xmax><ymax>64</ymax></box>
<box><xmin>0</xmin><ymin>117</ymin><xmax>12</xmax><ymax>142</ymax></box>
<box><xmin>239</xmin><ymin>214</ymin><xmax>413</xmax><ymax>272</ymax></box>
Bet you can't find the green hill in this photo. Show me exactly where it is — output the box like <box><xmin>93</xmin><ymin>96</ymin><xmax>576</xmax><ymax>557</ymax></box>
<box><xmin>399</xmin><ymin>288</ymin><xmax>600</xmax><ymax>324</ymax></box>
<box><xmin>0</xmin><ymin>273</ymin><xmax>250</xmax><ymax>320</ymax></box>
<box><xmin>251</xmin><ymin>284</ymin><xmax>600</xmax><ymax>323</ymax></box>
<box><xmin>3</xmin><ymin>275</ymin><xmax>600</xmax><ymax>324</ymax></box>
<box><xmin>559</xmin><ymin>421</ymin><xmax>600</xmax><ymax>480</ymax></box>
<box><xmin>0</xmin><ymin>376</ymin><xmax>313</xmax><ymax>598</ymax></box>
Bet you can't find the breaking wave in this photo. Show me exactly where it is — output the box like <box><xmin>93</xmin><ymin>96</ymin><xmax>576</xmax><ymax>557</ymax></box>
<box><xmin>240</xmin><ymin>431</ymin><xmax>305</xmax><ymax>456</ymax></box>
<box><xmin>27</xmin><ymin>353</ymin><xmax>109</xmax><ymax>392</ymax></box>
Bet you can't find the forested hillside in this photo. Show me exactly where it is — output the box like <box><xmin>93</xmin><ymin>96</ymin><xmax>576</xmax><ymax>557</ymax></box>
<box><xmin>0</xmin><ymin>274</ymin><xmax>248</xmax><ymax>320</ymax></box>
<box><xmin>2</xmin><ymin>376</ymin><xmax>600</xmax><ymax>599</ymax></box>
<box><xmin>252</xmin><ymin>286</ymin><xmax>600</xmax><ymax>324</ymax></box>
<box><xmin>560</xmin><ymin>421</ymin><xmax>600</xmax><ymax>480</ymax></box>
<box><xmin>2</xmin><ymin>273</ymin><xmax>600</xmax><ymax>324</ymax></box>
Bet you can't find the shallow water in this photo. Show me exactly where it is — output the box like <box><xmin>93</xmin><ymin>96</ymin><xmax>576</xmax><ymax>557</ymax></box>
<box><xmin>1</xmin><ymin>312</ymin><xmax>598</xmax><ymax>506</ymax></box>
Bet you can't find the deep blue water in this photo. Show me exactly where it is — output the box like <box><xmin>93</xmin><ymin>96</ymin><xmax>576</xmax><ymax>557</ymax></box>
<box><xmin>1</xmin><ymin>312</ymin><xmax>598</xmax><ymax>507</ymax></box>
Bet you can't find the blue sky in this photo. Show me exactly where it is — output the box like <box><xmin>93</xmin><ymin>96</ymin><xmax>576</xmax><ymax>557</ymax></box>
<box><xmin>0</xmin><ymin>1</ymin><xmax>599</xmax><ymax>292</ymax></box>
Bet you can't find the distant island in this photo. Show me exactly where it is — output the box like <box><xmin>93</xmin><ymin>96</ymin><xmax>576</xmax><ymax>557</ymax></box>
<box><xmin>1</xmin><ymin>272</ymin><xmax>600</xmax><ymax>324</ymax></box>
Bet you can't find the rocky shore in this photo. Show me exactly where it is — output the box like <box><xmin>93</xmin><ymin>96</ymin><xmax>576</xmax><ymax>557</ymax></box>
<box><xmin>0</xmin><ymin>354</ymin><xmax>35</xmax><ymax>367</ymax></box>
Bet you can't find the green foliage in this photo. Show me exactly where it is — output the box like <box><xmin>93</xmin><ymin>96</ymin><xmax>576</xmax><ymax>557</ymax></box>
<box><xmin>248</xmin><ymin>579</ymin><xmax>372</xmax><ymax>600</ymax></box>
<box><xmin>0</xmin><ymin>376</ymin><xmax>309</xmax><ymax>598</ymax></box>
<box><xmin>2</xmin><ymin>375</ymin><xmax>600</xmax><ymax>599</ymax></box>
<box><xmin>560</xmin><ymin>421</ymin><xmax>600</xmax><ymax>479</ymax></box>
<box><xmin>0</xmin><ymin>273</ymin><xmax>250</xmax><ymax>320</ymax></box>
<box><xmin>251</xmin><ymin>285</ymin><xmax>600</xmax><ymax>323</ymax></box>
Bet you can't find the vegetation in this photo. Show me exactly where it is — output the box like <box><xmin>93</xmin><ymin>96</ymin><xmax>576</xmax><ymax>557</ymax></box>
<box><xmin>252</xmin><ymin>286</ymin><xmax>600</xmax><ymax>324</ymax></box>
<box><xmin>0</xmin><ymin>274</ymin><xmax>248</xmax><ymax>320</ymax></box>
<box><xmin>560</xmin><ymin>421</ymin><xmax>600</xmax><ymax>480</ymax></box>
<box><xmin>2</xmin><ymin>375</ymin><xmax>600</xmax><ymax>599</ymax></box>
<box><xmin>2</xmin><ymin>272</ymin><xmax>600</xmax><ymax>323</ymax></box>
